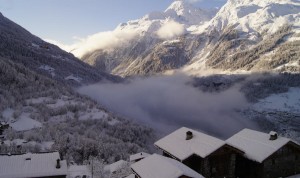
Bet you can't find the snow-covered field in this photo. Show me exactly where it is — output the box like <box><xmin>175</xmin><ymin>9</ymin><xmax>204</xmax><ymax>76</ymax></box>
<box><xmin>10</xmin><ymin>113</ymin><xmax>42</xmax><ymax>131</ymax></box>
<box><xmin>249</xmin><ymin>87</ymin><xmax>300</xmax><ymax>141</ymax></box>
<box><xmin>2</xmin><ymin>109</ymin><xmax>42</xmax><ymax>131</ymax></box>
<box><xmin>254</xmin><ymin>88</ymin><xmax>300</xmax><ymax>114</ymax></box>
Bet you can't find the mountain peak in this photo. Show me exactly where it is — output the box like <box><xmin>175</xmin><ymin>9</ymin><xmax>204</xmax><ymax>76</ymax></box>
<box><xmin>164</xmin><ymin>0</ymin><xmax>216</xmax><ymax>25</ymax></box>
<box><xmin>165</xmin><ymin>0</ymin><xmax>193</xmax><ymax>15</ymax></box>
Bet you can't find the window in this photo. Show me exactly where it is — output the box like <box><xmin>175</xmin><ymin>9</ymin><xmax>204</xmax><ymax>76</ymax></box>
<box><xmin>296</xmin><ymin>155</ymin><xmax>299</xmax><ymax>161</ymax></box>
<box><xmin>272</xmin><ymin>159</ymin><xmax>275</xmax><ymax>165</ymax></box>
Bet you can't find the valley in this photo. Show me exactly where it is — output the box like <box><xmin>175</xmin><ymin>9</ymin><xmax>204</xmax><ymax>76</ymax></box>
<box><xmin>0</xmin><ymin>0</ymin><xmax>300</xmax><ymax>177</ymax></box>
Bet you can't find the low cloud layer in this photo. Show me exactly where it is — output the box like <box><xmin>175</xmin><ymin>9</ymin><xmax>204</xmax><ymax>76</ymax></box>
<box><xmin>46</xmin><ymin>29</ymin><xmax>138</xmax><ymax>58</ymax></box>
<box><xmin>156</xmin><ymin>20</ymin><xmax>186</xmax><ymax>39</ymax></box>
<box><xmin>78</xmin><ymin>74</ymin><xmax>257</xmax><ymax>138</ymax></box>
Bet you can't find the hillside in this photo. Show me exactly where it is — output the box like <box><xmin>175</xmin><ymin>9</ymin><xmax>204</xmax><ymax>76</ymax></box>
<box><xmin>185</xmin><ymin>0</ymin><xmax>300</xmax><ymax>74</ymax></box>
<box><xmin>0</xmin><ymin>13</ymin><xmax>155</xmax><ymax>164</ymax></box>
<box><xmin>0</xmin><ymin>12</ymin><xmax>119</xmax><ymax>86</ymax></box>
<box><xmin>80</xmin><ymin>0</ymin><xmax>217</xmax><ymax>76</ymax></box>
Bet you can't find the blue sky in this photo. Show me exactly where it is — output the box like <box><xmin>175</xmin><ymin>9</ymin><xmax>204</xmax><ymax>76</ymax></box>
<box><xmin>0</xmin><ymin>0</ymin><xmax>226</xmax><ymax>44</ymax></box>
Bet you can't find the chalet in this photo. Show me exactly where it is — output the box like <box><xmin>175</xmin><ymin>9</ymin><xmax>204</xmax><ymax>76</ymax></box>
<box><xmin>155</xmin><ymin>127</ymin><xmax>244</xmax><ymax>178</ymax></box>
<box><xmin>104</xmin><ymin>159</ymin><xmax>128</xmax><ymax>175</ymax></box>
<box><xmin>68</xmin><ymin>165</ymin><xmax>91</xmax><ymax>178</ymax></box>
<box><xmin>0</xmin><ymin>152</ymin><xmax>68</xmax><ymax>178</ymax></box>
<box><xmin>130</xmin><ymin>152</ymin><xmax>150</xmax><ymax>163</ymax></box>
<box><xmin>226</xmin><ymin>128</ymin><xmax>300</xmax><ymax>178</ymax></box>
<box><xmin>131</xmin><ymin>153</ymin><xmax>204</xmax><ymax>178</ymax></box>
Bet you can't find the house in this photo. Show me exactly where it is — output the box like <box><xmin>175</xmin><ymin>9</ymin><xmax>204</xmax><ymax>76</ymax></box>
<box><xmin>104</xmin><ymin>160</ymin><xmax>128</xmax><ymax>174</ymax></box>
<box><xmin>125</xmin><ymin>174</ymin><xmax>136</xmax><ymax>178</ymax></box>
<box><xmin>226</xmin><ymin>128</ymin><xmax>300</xmax><ymax>178</ymax></box>
<box><xmin>0</xmin><ymin>151</ymin><xmax>68</xmax><ymax>178</ymax></box>
<box><xmin>131</xmin><ymin>154</ymin><xmax>204</xmax><ymax>178</ymax></box>
<box><xmin>68</xmin><ymin>165</ymin><xmax>91</xmax><ymax>178</ymax></box>
<box><xmin>130</xmin><ymin>152</ymin><xmax>150</xmax><ymax>163</ymax></box>
<box><xmin>155</xmin><ymin>127</ymin><xmax>243</xmax><ymax>178</ymax></box>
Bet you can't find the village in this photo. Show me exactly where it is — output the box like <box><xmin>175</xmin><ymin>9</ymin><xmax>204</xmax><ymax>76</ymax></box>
<box><xmin>0</xmin><ymin>126</ymin><xmax>300</xmax><ymax>178</ymax></box>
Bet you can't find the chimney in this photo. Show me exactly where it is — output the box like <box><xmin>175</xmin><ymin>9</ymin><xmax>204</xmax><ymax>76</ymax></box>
<box><xmin>186</xmin><ymin>131</ymin><xmax>193</xmax><ymax>140</ymax></box>
<box><xmin>269</xmin><ymin>131</ymin><xmax>278</xmax><ymax>141</ymax></box>
<box><xmin>56</xmin><ymin>159</ymin><xmax>61</xmax><ymax>169</ymax></box>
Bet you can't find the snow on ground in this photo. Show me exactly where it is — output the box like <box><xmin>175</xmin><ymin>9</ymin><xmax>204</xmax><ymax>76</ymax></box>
<box><xmin>288</xmin><ymin>36</ymin><xmax>300</xmax><ymax>42</ymax></box>
<box><xmin>288</xmin><ymin>174</ymin><xmax>300</xmax><ymax>178</ymax></box>
<box><xmin>3</xmin><ymin>139</ymin><xmax>54</xmax><ymax>151</ymax></box>
<box><xmin>47</xmin><ymin>99</ymin><xmax>75</xmax><ymax>109</ymax></box>
<box><xmin>1</xmin><ymin>108</ymin><xmax>14</xmax><ymax>121</ymax></box>
<box><xmin>65</xmin><ymin>75</ymin><xmax>82</xmax><ymax>83</ymax></box>
<box><xmin>26</xmin><ymin>97</ymin><xmax>51</xmax><ymax>104</ymax></box>
<box><xmin>275</xmin><ymin>61</ymin><xmax>300</xmax><ymax>71</ymax></box>
<box><xmin>10</xmin><ymin>113</ymin><xmax>42</xmax><ymax>131</ymax></box>
<box><xmin>3</xmin><ymin>139</ymin><xmax>27</xmax><ymax>146</ymax></box>
<box><xmin>68</xmin><ymin>165</ymin><xmax>91</xmax><ymax>178</ymax></box>
<box><xmin>39</xmin><ymin>65</ymin><xmax>55</xmax><ymax>77</ymax></box>
<box><xmin>78</xmin><ymin>109</ymin><xmax>108</xmax><ymax>120</ymax></box>
<box><xmin>40</xmin><ymin>141</ymin><xmax>55</xmax><ymax>150</ymax></box>
<box><xmin>31</xmin><ymin>43</ymin><xmax>40</xmax><ymax>48</ymax></box>
<box><xmin>253</xmin><ymin>88</ymin><xmax>300</xmax><ymax>114</ymax></box>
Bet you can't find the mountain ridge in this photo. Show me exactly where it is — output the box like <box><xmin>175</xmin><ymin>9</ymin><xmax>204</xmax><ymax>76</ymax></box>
<box><xmin>0</xmin><ymin>11</ymin><xmax>120</xmax><ymax>85</ymax></box>
<box><xmin>58</xmin><ymin>0</ymin><xmax>300</xmax><ymax>76</ymax></box>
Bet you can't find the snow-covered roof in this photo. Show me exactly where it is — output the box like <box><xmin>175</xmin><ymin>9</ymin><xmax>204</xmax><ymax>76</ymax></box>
<box><xmin>130</xmin><ymin>152</ymin><xmax>150</xmax><ymax>162</ymax></box>
<box><xmin>0</xmin><ymin>152</ymin><xmax>68</xmax><ymax>178</ymax></box>
<box><xmin>104</xmin><ymin>160</ymin><xmax>128</xmax><ymax>173</ymax></box>
<box><xmin>155</xmin><ymin>127</ymin><xmax>225</xmax><ymax>161</ymax></box>
<box><xmin>69</xmin><ymin>165</ymin><xmax>91</xmax><ymax>178</ymax></box>
<box><xmin>226</xmin><ymin>128</ymin><xmax>298</xmax><ymax>163</ymax></box>
<box><xmin>125</xmin><ymin>174</ymin><xmax>136</xmax><ymax>178</ymax></box>
<box><xmin>131</xmin><ymin>154</ymin><xmax>204</xmax><ymax>178</ymax></box>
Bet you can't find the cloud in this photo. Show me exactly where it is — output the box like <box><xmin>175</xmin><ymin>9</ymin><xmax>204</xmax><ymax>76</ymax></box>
<box><xmin>156</xmin><ymin>20</ymin><xmax>186</xmax><ymax>39</ymax></box>
<box><xmin>78</xmin><ymin>74</ymin><xmax>257</xmax><ymax>138</ymax></box>
<box><xmin>46</xmin><ymin>29</ymin><xmax>139</xmax><ymax>58</ymax></box>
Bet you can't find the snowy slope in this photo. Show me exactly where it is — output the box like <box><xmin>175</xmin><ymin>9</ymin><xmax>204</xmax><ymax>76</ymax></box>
<box><xmin>80</xmin><ymin>1</ymin><xmax>216</xmax><ymax>76</ymax></box>
<box><xmin>254</xmin><ymin>87</ymin><xmax>300</xmax><ymax>114</ymax></box>
<box><xmin>184</xmin><ymin>0</ymin><xmax>300</xmax><ymax>75</ymax></box>
<box><xmin>80</xmin><ymin>0</ymin><xmax>300</xmax><ymax>76</ymax></box>
<box><xmin>114</xmin><ymin>0</ymin><xmax>215</xmax><ymax>36</ymax></box>
<box><xmin>195</xmin><ymin>0</ymin><xmax>300</xmax><ymax>34</ymax></box>
<box><xmin>0</xmin><ymin>12</ymin><xmax>119</xmax><ymax>86</ymax></box>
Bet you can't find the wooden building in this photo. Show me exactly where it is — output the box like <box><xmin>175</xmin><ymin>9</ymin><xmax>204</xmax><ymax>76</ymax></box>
<box><xmin>0</xmin><ymin>151</ymin><xmax>68</xmax><ymax>178</ymax></box>
<box><xmin>227</xmin><ymin>129</ymin><xmax>300</xmax><ymax>178</ymax></box>
<box><xmin>154</xmin><ymin>127</ymin><xmax>244</xmax><ymax>178</ymax></box>
<box><xmin>131</xmin><ymin>153</ymin><xmax>204</xmax><ymax>178</ymax></box>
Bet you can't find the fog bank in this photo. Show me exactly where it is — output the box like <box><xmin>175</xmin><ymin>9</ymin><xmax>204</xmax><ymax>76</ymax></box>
<box><xmin>78</xmin><ymin>74</ymin><xmax>257</xmax><ymax>138</ymax></box>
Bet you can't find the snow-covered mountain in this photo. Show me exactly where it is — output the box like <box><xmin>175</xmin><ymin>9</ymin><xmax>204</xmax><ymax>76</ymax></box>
<box><xmin>80</xmin><ymin>0</ymin><xmax>217</xmax><ymax>76</ymax></box>
<box><xmin>184</xmin><ymin>0</ymin><xmax>300</xmax><ymax>74</ymax></box>
<box><xmin>0</xmin><ymin>12</ymin><xmax>155</xmax><ymax>164</ymax></box>
<box><xmin>80</xmin><ymin>0</ymin><xmax>300</xmax><ymax>76</ymax></box>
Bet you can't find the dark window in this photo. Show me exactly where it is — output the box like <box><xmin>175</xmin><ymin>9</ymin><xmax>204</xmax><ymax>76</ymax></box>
<box><xmin>272</xmin><ymin>159</ymin><xmax>275</xmax><ymax>165</ymax></box>
<box><xmin>296</xmin><ymin>155</ymin><xmax>299</xmax><ymax>161</ymax></box>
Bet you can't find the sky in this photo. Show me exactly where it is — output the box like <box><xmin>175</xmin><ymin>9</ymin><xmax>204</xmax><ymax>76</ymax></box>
<box><xmin>0</xmin><ymin>0</ymin><xmax>226</xmax><ymax>44</ymax></box>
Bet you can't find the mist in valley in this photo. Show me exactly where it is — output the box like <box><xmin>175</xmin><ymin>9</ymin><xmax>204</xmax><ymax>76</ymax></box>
<box><xmin>78</xmin><ymin>74</ymin><xmax>258</xmax><ymax>138</ymax></box>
